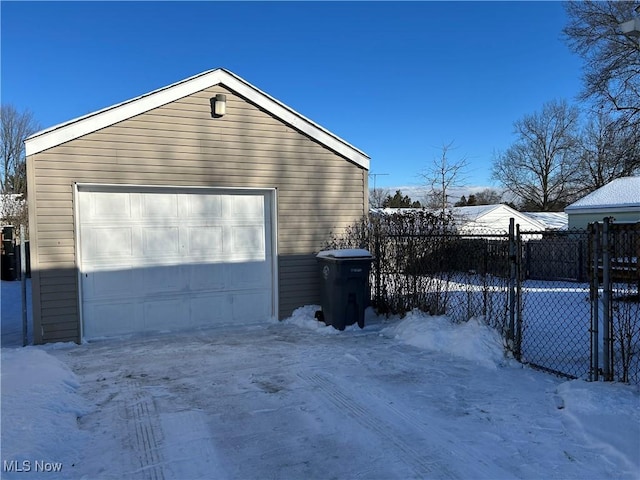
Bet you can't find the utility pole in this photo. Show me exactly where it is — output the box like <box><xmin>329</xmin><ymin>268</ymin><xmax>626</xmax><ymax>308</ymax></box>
<box><xmin>368</xmin><ymin>173</ymin><xmax>389</xmax><ymax>192</ymax></box>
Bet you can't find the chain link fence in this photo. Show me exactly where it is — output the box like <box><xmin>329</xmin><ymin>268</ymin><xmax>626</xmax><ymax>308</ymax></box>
<box><xmin>590</xmin><ymin>221</ymin><xmax>640</xmax><ymax>384</ymax></box>
<box><xmin>325</xmin><ymin>213</ymin><xmax>639</xmax><ymax>384</ymax></box>
<box><xmin>325</xmin><ymin>211</ymin><xmax>512</xmax><ymax>339</ymax></box>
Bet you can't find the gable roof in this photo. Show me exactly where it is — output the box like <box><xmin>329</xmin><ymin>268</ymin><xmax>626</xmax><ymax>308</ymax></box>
<box><xmin>565</xmin><ymin>177</ymin><xmax>640</xmax><ymax>213</ymax></box>
<box><xmin>523</xmin><ymin>212</ymin><xmax>568</xmax><ymax>231</ymax></box>
<box><xmin>451</xmin><ymin>204</ymin><xmax>503</xmax><ymax>221</ymax></box>
<box><xmin>451</xmin><ymin>204</ymin><xmax>546</xmax><ymax>232</ymax></box>
<box><xmin>24</xmin><ymin>68</ymin><xmax>370</xmax><ymax>170</ymax></box>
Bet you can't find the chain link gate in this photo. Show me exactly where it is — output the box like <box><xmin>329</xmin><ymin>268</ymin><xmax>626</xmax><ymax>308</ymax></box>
<box><xmin>512</xmin><ymin>222</ymin><xmax>591</xmax><ymax>379</ymax></box>
<box><xmin>513</xmin><ymin>218</ymin><xmax>639</xmax><ymax>384</ymax></box>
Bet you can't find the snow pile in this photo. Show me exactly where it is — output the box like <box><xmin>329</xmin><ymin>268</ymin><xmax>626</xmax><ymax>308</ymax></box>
<box><xmin>1</xmin><ymin>348</ymin><xmax>91</xmax><ymax>476</ymax></box>
<box><xmin>282</xmin><ymin>305</ymin><xmax>343</xmax><ymax>334</ymax></box>
<box><xmin>557</xmin><ymin>380</ymin><xmax>640</xmax><ymax>476</ymax></box>
<box><xmin>382</xmin><ymin>310</ymin><xmax>507</xmax><ymax>369</ymax></box>
<box><xmin>283</xmin><ymin>305</ymin><xmax>507</xmax><ymax>369</ymax></box>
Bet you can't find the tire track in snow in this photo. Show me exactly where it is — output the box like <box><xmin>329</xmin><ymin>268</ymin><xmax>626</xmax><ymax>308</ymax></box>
<box><xmin>377</xmin><ymin>387</ymin><xmax>513</xmax><ymax>479</ymax></box>
<box><xmin>159</xmin><ymin>410</ymin><xmax>226</xmax><ymax>479</ymax></box>
<box><xmin>302</xmin><ymin>371</ymin><xmax>515</xmax><ymax>480</ymax></box>
<box><xmin>299</xmin><ymin>372</ymin><xmax>457</xmax><ymax>479</ymax></box>
<box><xmin>121</xmin><ymin>381</ymin><xmax>165</xmax><ymax>480</ymax></box>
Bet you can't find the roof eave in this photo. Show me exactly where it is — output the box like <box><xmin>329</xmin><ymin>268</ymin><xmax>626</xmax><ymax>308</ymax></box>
<box><xmin>24</xmin><ymin>68</ymin><xmax>370</xmax><ymax>170</ymax></box>
<box><xmin>565</xmin><ymin>205</ymin><xmax>640</xmax><ymax>214</ymax></box>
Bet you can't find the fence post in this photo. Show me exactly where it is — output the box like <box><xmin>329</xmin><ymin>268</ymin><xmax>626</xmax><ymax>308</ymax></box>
<box><xmin>589</xmin><ymin>222</ymin><xmax>600</xmax><ymax>382</ymax></box>
<box><xmin>514</xmin><ymin>224</ymin><xmax>523</xmax><ymax>361</ymax></box>
<box><xmin>20</xmin><ymin>224</ymin><xmax>28</xmax><ymax>347</ymax></box>
<box><xmin>602</xmin><ymin>217</ymin><xmax>613</xmax><ymax>381</ymax></box>
<box><xmin>508</xmin><ymin>218</ymin><xmax>516</xmax><ymax>349</ymax></box>
<box><xmin>374</xmin><ymin>226</ymin><xmax>381</xmax><ymax>306</ymax></box>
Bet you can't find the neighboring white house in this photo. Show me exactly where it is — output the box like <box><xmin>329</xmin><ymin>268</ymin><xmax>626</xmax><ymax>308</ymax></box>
<box><xmin>565</xmin><ymin>177</ymin><xmax>640</xmax><ymax>229</ymax></box>
<box><xmin>371</xmin><ymin>204</ymin><xmax>547</xmax><ymax>234</ymax></box>
<box><xmin>450</xmin><ymin>205</ymin><xmax>546</xmax><ymax>234</ymax></box>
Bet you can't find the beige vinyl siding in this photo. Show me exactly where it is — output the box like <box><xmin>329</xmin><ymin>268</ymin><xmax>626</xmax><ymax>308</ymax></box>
<box><xmin>28</xmin><ymin>85</ymin><xmax>366</xmax><ymax>343</ymax></box>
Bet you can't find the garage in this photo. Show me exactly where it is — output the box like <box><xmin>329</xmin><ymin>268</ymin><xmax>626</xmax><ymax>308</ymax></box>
<box><xmin>25</xmin><ymin>68</ymin><xmax>369</xmax><ymax>344</ymax></box>
<box><xmin>78</xmin><ymin>186</ymin><xmax>275</xmax><ymax>338</ymax></box>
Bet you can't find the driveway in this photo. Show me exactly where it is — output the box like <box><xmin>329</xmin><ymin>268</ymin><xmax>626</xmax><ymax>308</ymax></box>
<box><xmin>41</xmin><ymin>317</ymin><xmax>631</xmax><ymax>480</ymax></box>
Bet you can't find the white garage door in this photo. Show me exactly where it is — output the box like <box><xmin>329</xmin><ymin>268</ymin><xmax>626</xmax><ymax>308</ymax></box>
<box><xmin>77</xmin><ymin>187</ymin><xmax>275</xmax><ymax>339</ymax></box>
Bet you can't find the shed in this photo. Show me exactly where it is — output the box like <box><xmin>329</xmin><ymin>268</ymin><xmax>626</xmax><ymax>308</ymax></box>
<box><xmin>25</xmin><ymin>68</ymin><xmax>370</xmax><ymax>343</ymax></box>
<box><xmin>565</xmin><ymin>177</ymin><xmax>640</xmax><ymax>229</ymax></box>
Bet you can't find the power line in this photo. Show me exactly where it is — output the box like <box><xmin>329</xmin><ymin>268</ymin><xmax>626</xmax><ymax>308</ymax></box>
<box><xmin>368</xmin><ymin>173</ymin><xmax>389</xmax><ymax>191</ymax></box>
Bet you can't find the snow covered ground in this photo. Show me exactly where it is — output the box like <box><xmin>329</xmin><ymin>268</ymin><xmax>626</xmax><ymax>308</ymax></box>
<box><xmin>1</xmin><ymin>280</ymin><xmax>639</xmax><ymax>479</ymax></box>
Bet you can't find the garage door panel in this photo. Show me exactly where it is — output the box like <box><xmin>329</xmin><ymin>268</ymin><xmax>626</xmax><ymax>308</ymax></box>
<box><xmin>231</xmin><ymin>195</ymin><xmax>263</xmax><ymax>218</ymax></box>
<box><xmin>187</xmin><ymin>264</ymin><xmax>225</xmax><ymax>291</ymax></box>
<box><xmin>140</xmin><ymin>265</ymin><xmax>183</xmax><ymax>292</ymax></box>
<box><xmin>232</xmin><ymin>291</ymin><xmax>272</xmax><ymax>322</ymax></box>
<box><xmin>187</xmin><ymin>195</ymin><xmax>222</xmax><ymax>218</ymax></box>
<box><xmin>231</xmin><ymin>225</ymin><xmax>265</xmax><ymax>258</ymax></box>
<box><xmin>190</xmin><ymin>294</ymin><xmax>233</xmax><ymax>325</ymax></box>
<box><xmin>87</xmin><ymin>302</ymin><xmax>141</xmax><ymax>338</ymax></box>
<box><xmin>86</xmin><ymin>191</ymin><xmax>132</xmax><ymax>220</ymax></box>
<box><xmin>86</xmin><ymin>267</ymin><xmax>136</xmax><ymax>300</ymax></box>
<box><xmin>227</xmin><ymin>261</ymin><xmax>271</xmax><ymax>289</ymax></box>
<box><xmin>142</xmin><ymin>226</ymin><xmax>181</xmax><ymax>256</ymax></box>
<box><xmin>81</xmin><ymin>226</ymin><xmax>134</xmax><ymax>260</ymax></box>
<box><xmin>79</xmin><ymin>188</ymin><xmax>274</xmax><ymax>339</ymax></box>
<box><xmin>143</xmin><ymin>298</ymin><xmax>185</xmax><ymax>331</ymax></box>
<box><xmin>141</xmin><ymin>193</ymin><xmax>178</xmax><ymax>218</ymax></box>
<box><xmin>187</xmin><ymin>226</ymin><xmax>223</xmax><ymax>255</ymax></box>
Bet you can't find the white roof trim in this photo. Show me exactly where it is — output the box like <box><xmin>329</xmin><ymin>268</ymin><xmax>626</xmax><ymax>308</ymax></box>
<box><xmin>564</xmin><ymin>205</ymin><xmax>640</xmax><ymax>215</ymax></box>
<box><xmin>25</xmin><ymin>68</ymin><xmax>370</xmax><ymax>170</ymax></box>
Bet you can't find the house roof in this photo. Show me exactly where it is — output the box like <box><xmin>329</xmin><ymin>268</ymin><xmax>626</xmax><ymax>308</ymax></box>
<box><xmin>24</xmin><ymin>68</ymin><xmax>370</xmax><ymax>170</ymax></box>
<box><xmin>370</xmin><ymin>204</ymin><xmax>548</xmax><ymax>231</ymax></box>
<box><xmin>451</xmin><ymin>204</ymin><xmax>547</xmax><ymax>231</ymax></box>
<box><xmin>450</xmin><ymin>205</ymin><xmax>502</xmax><ymax>221</ymax></box>
<box><xmin>565</xmin><ymin>177</ymin><xmax>640</xmax><ymax>213</ymax></box>
<box><xmin>522</xmin><ymin>212</ymin><xmax>568</xmax><ymax>231</ymax></box>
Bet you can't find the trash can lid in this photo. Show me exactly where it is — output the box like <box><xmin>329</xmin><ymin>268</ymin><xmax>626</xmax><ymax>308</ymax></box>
<box><xmin>316</xmin><ymin>248</ymin><xmax>372</xmax><ymax>259</ymax></box>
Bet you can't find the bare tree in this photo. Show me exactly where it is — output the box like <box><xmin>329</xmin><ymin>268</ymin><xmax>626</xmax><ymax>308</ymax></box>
<box><xmin>564</xmin><ymin>1</ymin><xmax>640</xmax><ymax>124</ymax></box>
<box><xmin>421</xmin><ymin>141</ymin><xmax>468</xmax><ymax>213</ymax></box>
<box><xmin>578</xmin><ymin>111</ymin><xmax>640</xmax><ymax>193</ymax></box>
<box><xmin>474</xmin><ymin>188</ymin><xmax>503</xmax><ymax>205</ymax></box>
<box><xmin>1</xmin><ymin>105</ymin><xmax>40</xmax><ymax>195</ymax></box>
<box><xmin>369</xmin><ymin>187</ymin><xmax>389</xmax><ymax>209</ymax></box>
<box><xmin>492</xmin><ymin>100</ymin><xmax>581</xmax><ymax>212</ymax></box>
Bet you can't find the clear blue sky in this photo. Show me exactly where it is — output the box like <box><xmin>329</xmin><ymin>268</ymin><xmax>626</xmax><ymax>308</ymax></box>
<box><xmin>1</xmin><ymin>1</ymin><xmax>584</xmax><ymax>193</ymax></box>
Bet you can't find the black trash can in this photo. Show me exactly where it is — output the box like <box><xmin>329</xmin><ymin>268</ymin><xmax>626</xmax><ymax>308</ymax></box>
<box><xmin>316</xmin><ymin>249</ymin><xmax>373</xmax><ymax>330</ymax></box>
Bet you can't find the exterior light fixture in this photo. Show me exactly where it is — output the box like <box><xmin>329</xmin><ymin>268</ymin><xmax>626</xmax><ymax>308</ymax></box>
<box><xmin>213</xmin><ymin>94</ymin><xmax>226</xmax><ymax>117</ymax></box>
